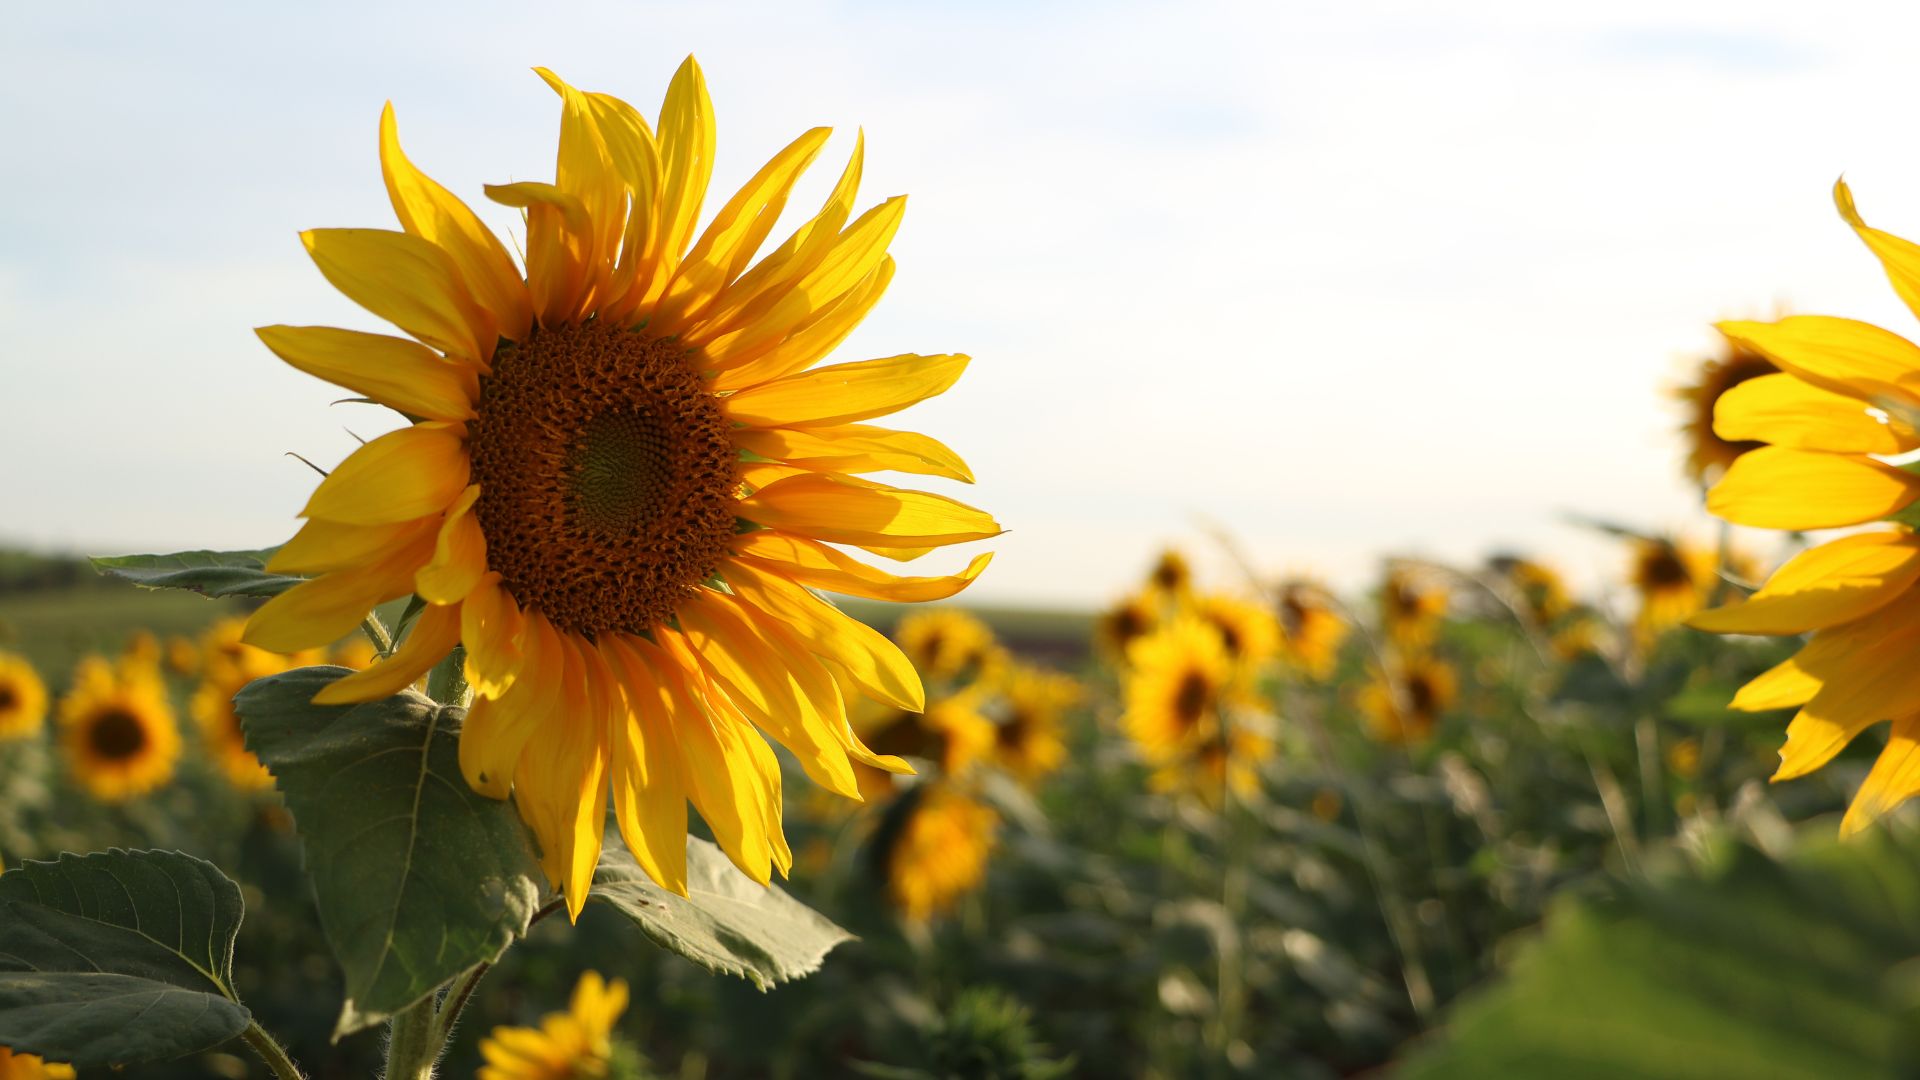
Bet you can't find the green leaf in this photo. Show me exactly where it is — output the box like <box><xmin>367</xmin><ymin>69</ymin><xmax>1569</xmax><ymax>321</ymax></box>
<box><xmin>90</xmin><ymin>548</ymin><xmax>303</xmax><ymax>599</ymax></box>
<box><xmin>0</xmin><ymin>849</ymin><xmax>252</xmax><ymax>1066</ymax></box>
<box><xmin>1400</xmin><ymin>827</ymin><xmax>1920</xmax><ymax>1078</ymax></box>
<box><xmin>591</xmin><ymin>837</ymin><xmax>854</xmax><ymax>989</ymax></box>
<box><xmin>234</xmin><ymin>666</ymin><xmax>545</xmax><ymax>1037</ymax></box>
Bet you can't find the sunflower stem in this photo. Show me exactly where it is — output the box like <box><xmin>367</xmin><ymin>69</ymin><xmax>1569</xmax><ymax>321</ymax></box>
<box><xmin>240</xmin><ymin>1021</ymin><xmax>305</xmax><ymax>1080</ymax></box>
<box><xmin>384</xmin><ymin>996</ymin><xmax>442</xmax><ymax>1079</ymax></box>
<box><xmin>427</xmin><ymin>646</ymin><xmax>470</xmax><ymax>708</ymax></box>
<box><xmin>360</xmin><ymin>613</ymin><xmax>395</xmax><ymax>659</ymax></box>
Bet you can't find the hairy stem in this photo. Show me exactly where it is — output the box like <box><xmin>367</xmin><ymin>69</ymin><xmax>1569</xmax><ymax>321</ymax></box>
<box><xmin>360</xmin><ymin>613</ymin><xmax>395</xmax><ymax>658</ymax></box>
<box><xmin>385</xmin><ymin>996</ymin><xmax>442</xmax><ymax>1080</ymax></box>
<box><xmin>240</xmin><ymin>1021</ymin><xmax>305</xmax><ymax>1080</ymax></box>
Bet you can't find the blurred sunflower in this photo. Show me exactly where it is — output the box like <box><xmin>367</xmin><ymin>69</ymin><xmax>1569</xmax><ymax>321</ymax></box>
<box><xmin>1687</xmin><ymin>180</ymin><xmax>1920</xmax><ymax>835</ymax></box>
<box><xmin>0</xmin><ymin>1047</ymin><xmax>75</xmax><ymax>1080</ymax></box>
<box><xmin>330</xmin><ymin>636</ymin><xmax>379</xmax><ymax>670</ymax></box>
<box><xmin>1675</xmin><ymin>331</ymin><xmax>1777</xmax><ymax>486</ymax></box>
<box><xmin>1144</xmin><ymin>548</ymin><xmax>1194</xmax><ymax>603</ymax></box>
<box><xmin>163</xmin><ymin>635</ymin><xmax>200</xmax><ymax>677</ymax></box>
<box><xmin>1150</xmin><ymin>726</ymin><xmax>1272</xmax><ymax>806</ymax></box>
<box><xmin>58</xmin><ymin>656</ymin><xmax>180</xmax><ymax>802</ymax></box>
<box><xmin>244</xmin><ymin>58</ymin><xmax>998</xmax><ymax>913</ymax></box>
<box><xmin>994</xmin><ymin>666</ymin><xmax>1081</xmax><ymax>783</ymax></box>
<box><xmin>1193</xmin><ymin>593</ymin><xmax>1280</xmax><ymax>670</ymax></box>
<box><xmin>478</xmin><ymin>970</ymin><xmax>630</xmax><ymax>1080</ymax></box>
<box><xmin>191</xmin><ymin>662</ymin><xmax>279</xmax><ymax>792</ymax></box>
<box><xmin>1274</xmin><ymin>578</ymin><xmax>1347</xmax><ymax>680</ymax></box>
<box><xmin>1487</xmin><ymin>555</ymin><xmax>1571</xmax><ymax>628</ymax></box>
<box><xmin>121</xmin><ymin>630</ymin><xmax>161</xmax><ymax>672</ymax></box>
<box><xmin>0</xmin><ymin>651</ymin><xmax>49</xmax><ymax>741</ymax></box>
<box><xmin>1628</xmin><ymin>537</ymin><xmax>1719</xmax><ymax>639</ymax></box>
<box><xmin>1096</xmin><ymin>592</ymin><xmax>1158</xmax><ymax>664</ymax></box>
<box><xmin>198</xmin><ymin>616</ymin><xmax>256</xmax><ymax>673</ymax></box>
<box><xmin>1379</xmin><ymin>566</ymin><xmax>1448</xmax><ymax>648</ymax></box>
<box><xmin>857</xmin><ymin>690</ymin><xmax>997</xmax><ymax>777</ymax></box>
<box><xmin>1122</xmin><ymin>616</ymin><xmax>1246</xmax><ymax>763</ymax></box>
<box><xmin>877</xmin><ymin>783</ymin><xmax>997</xmax><ymax>922</ymax></box>
<box><xmin>1358</xmin><ymin>655</ymin><xmax>1456</xmax><ymax>746</ymax></box>
<box><xmin>895</xmin><ymin>608</ymin><xmax>1002</xmax><ymax>685</ymax></box>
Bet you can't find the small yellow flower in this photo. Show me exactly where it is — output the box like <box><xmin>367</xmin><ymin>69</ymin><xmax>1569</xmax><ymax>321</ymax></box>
<box><xmin>1121</xmin><ymin>616</ymin><xmax>1249</xmax><ymax>763</ymax></box>
<box><xmin>1487</xmin><ymin>555</ymin><xmax>1572</xmax><ymax>628</ymax></box>
<box><xmin>856</xmin><ymin>691</ymin><xmax>997</xmax><ymax>777</ymax></box>
<box><xmin>0</xmin><ymin>1047</ymin><xmax>76</xmax><ymax>1080</ymax></box>
<box><xmin>1274</xmin><ymin>578</ymin><xmax>1347</xmax><ymax>681</ymax></box>
<box><xmin>1675</xmin><ymin>331</ymin><xmax>1777</xmax><ymax>486</ymax></box>
<box><xmin>994</xmin><ymin>666</ymin><xmax>1080</xmax><ymax>783</ymax></box>
<box><xmin>1358</xmin><ymin>655</ymin><xmax>1456</xmax><ymax>746</ymax></box>
<box><xmin>1667</xmin><ymin>736</ymin><xmax>1702</xmax><ymax>780</ymax></box>
<box><xmin>1193</xmin><ymin>593</ymin><xmax>1281</xmax><ymax>671</ymax></box>
<box><xmin>894</xmin><ymin>608</ymin><xmax>1001</xmax><ymax>685</ymax></box>
<box><xmin>882</xmin><ymin>784</ymin><xmax>997</xmax><ymax>922</ymax></box>
<box><xmin>121</xmin><ymin>630</ymin><xmax>161</xmax><ymax>672</ymax></box>
<box><xmin>1628</xmin><ymin>537</ymin><xmax>1719</xmax><ymax>640</ymax></box>
<box><xmin>1144</xmin><ymin>548</ymin><xmax>1194</xmax><ymax>603</ymax></box>
<box><xmin>1096</xmin><ymin>592</ymin><xmax>1159</xmax><ymax>665</ymax></box>
<box><xmin>163</xmin><ymin>635</ymin><xmax>200</xmax><ymax>677</ymax></box>
<box><xmin>58</xmin><ymin>656</ymin><xmax>181</xmax><ymax>802</ymax></box>
<box><xmin>0</xmin><ymin>651</ymin><xmax>49</xmax><ymax>741</ymax></box>
<box><xmin>1148</xmin><ymin>725</ymin><xmax>1272</xmax><ymax>806</ymax></box>
<box><xmin>191</xmin><ymin>663</ymin><xmax>277</xmax><ymax>792</ymax></box>
<box><xmin>1379</xmin><ymin>566</ymin><xmax>1448</xmax><ymax>648</ymax></box>
<box><xmin>478</xmin><ymin>971</ymin><xmax>629</xmax><ymax>1080</ymax></box>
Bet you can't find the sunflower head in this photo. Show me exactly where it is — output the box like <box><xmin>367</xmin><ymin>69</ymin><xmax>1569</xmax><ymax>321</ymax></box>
<box><xmin>1148</xmin><ymin>726</ymin><xmax>1273</xmax><ymax>807</ymax></box>
<box><xmin>857</xmin><ymin>690</ymin><xmax>997</xmax><ymax>778</ymax></box>
<box><xmin>58</xmin><ymin>655</ymin><xmax>181</xmax><ymax>802</ymax></box>
<box><xmin>0</xmin><ymin>1047</ymin><xmax>76</xmax><ymax>1080</ymax></box>
<box><xmin>876</xmin><ymin>783</ymin><xmax>997</xmax><ymax>923</ymax></box>
<box><xmin>894</xmin><ymin>609</ymin><xmax>1003</xmax><ymax>686</ymax></box>
<box><xmin>1359</xmin><ymin>655</ymin><xmax>1457</xmax><ymax>746</ymax></box>
<box><xmin>1487</xmin><ymin>554</ymin><xmax>1572</xmax><ymax>628</ymax></box>
<box><xmin>478</xmin><ymin>971</ymin><xmax>630</xmax><ymax>1080</ymax></box>
<box><xmin>241</xmin><ymin>59</ymin><xmax>997</xmax><ymax>914</ymax></box>
<box><xmin>1675</xmin><ymin>332</ymin><xmax>1778</xmax><ymax>486</ymax></box>
<box><xmin>1628</xmin><ymin>537</ymin><xmax>1718</xmax><ymax>639</ymax></box>
<box><xmin>1379</xmin><ymin>566</ymin><xmax>1448</xmax><ymax>648</ymax></box>
<box><xmin>0</xmin><ymin>651</ymin><xmax>49</xmax><ymax>741</ymax></box>
<box><xmin>1122</xmin><ymin>616</ymin><xmax>1246</xmax><ymax>761</ymax></box>
<box><xmin>1274</xmin><ymin>578</ymin><xmax>1348</xmax><ymax>681</ymax></box>
<box><xmin>1144</xmin><ymin>548</ymin><xmax>1195</xmax><ymax>602</ymax></box>
<box><xmin>993</xmin><ymin>665</ymin><xmax>1081</xmax><ymax>783</ymax></box>
<box><xmin>191</xmin><ymin>662</ymin><xmax>282</xmax><ymax>792</ymax></box>
<box><xmin>1097</xmin><ymin>592</ymin><xmax>1159</xmax><ymax>665</ymax></box>
<box><xmin>1193</xmin><ymin>593</ymin><xmax>1281</xmax><ymax>671</ymax></box>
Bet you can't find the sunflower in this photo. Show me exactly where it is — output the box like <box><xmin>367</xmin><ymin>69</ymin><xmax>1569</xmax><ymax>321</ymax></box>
<box><xmin>1149</xmin><ymin>726</ymin><xmax>1272</xmax><ymax>806</ymax></box>
<box><xmin>1096</xmin><ymin>592</ymin><xmax>1159</xmax><ymax>665</ymax></box>
<box><xmin>1274</xmin><ymin>578</ymin><xmax>1347</xmax><ymax>681</ymax></box>
<box><xmin>163</xmin><ymin>635</ymin><xmax>200</xmax><ymax>677</ymax></box>
<box><xmin>877</xmin><ymin>783</ymin><xmax>997</xmax><ymax>922</ymax></box>
<box><xmin>191</xmin><ymin>660</ymin><xmax>280</xmax><ymax>792</ymax></box>
<box><xmin>1358</xmin><ymin>655</ymin><xmax>1456</xmax><ymax>746</ymax></box>
<box><xmin>1487</xmin><ymin>555</ymin><xmax>1571</xmax><ymax>628</ymax></box>
<box><xmin>1675</xmin><ymin>331</ymin><xmax>1778</xmax><ymax>486</ymax></box>
<box><xmin>1686</xmin><ymin>179</ymin><xmax>1920</xmax><ymax>835</ymax></box>
<box><xmin>58</xmin><ymin>656</ymin><xmax>181</xmax><ymax>802</ymax></box>
<box><xmin>1144</xmin><ymin>548</ymin><xmax>1194</xmax><ymax>603</ymax></box>
<box><xmin>1379</xmin><ymin>565</ymin><xmax>1448</xmax><ymax>648</ymax></box>
<box><xmin>0</xmin><ymin>1048</ymin><xmax>75</xmax><ymax>1080</ymax></box>
<box><xmin>121</xmin><ymin>630</ymin><xmax>161</xmax><ymax>672</ymax></box>
<box><xmin>994</xmin><ymin>665</ymin><xmax>1080</xmax><ymax>783</ymax></box>
<box><xmin>857</xmin><ymin>690</ymin><xmax>997</xmax><ymax>777</ymax></box>
<box><xmin>478</xmin><ymin>970</ymin><xmax>629</xmax><ymax>1080</ymax></box>
<box><xmin>242</xmin><ymin>59</ymin><xmax>997</xmax><ymax>913</ymax></box>
<box><xmin>1193</xmin><ymin>593</ymin><xmax>1280</xmax><ymax>671</ymax></box>
<box><xmin>1122</xmin><ymin>616</ymin><xmax>1248</xmax><ymax>764</ymax></box>
<box><xmin>1627</xmin><ymin>537</ymin><xmax>1719</xmax><ymax>640</ymax></box>
<box><xmin>0</xmin><ymin>652</ymin><xmax>49</xmax><ymax>741</ymax></box>
<box><xmin>894</xmin><ymin>608</ymin><xmax>1002</xmax><ymax>685</ymax></box>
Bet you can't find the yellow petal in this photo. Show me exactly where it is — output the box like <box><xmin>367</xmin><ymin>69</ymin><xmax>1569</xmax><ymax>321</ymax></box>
<box><xmin>600</xmin><ymin>635</ymin><xmax>690</xmax><ymax>895</ymax></box>
<box><xmin>512</xmin><ymin>633</ymin><xmax>609</xmax><ymax>919</ymax></box>
<box><xmin>642</xmin><ymin>635</ymin><xmax>774</xmax><ymax>885</ymax></box>
<box><xmin>733</xmin><ymin>532</ymin><xmax>992</xmax><ymax>602</ymax></box>
<box><xmin>301</xmin><ymin>228</ymin><xmax>494</xmax><ymax>364</ymax></box>
<box><xmin>534</xmin><ymin>68</ymin><xmax>625</xmax><ymax>297</ymax></box>
<box><xmin>484</xmin><ymin>181</ymin><xmax>595</xmax><ymax>327</ymax></box>
<box><xmin>1717</xmin><ymin>316</ymin><xmax>1920</xmax><ymax>415</ymax></box>
<box><xmin>654</xmin><ymin>56</ymin><xmax>717</xmax><ymax>271</ymax></box>
<box><xmin>311</xmin><ymin>601</ymin><xmax>462</xmax><ymax>705</ymax></box>
<box><xmin>459</xmin><ymin>614</ymin><xmax>565</xmax><ymax>798</ymax></box>
<box><xmin>737</xmin><ymin>473</ymin><xmax>1002</xmax><ymax>547</ymax></box>
<box><xmin>726</xmin><ymin>353</ymin><xmax>967</xmax><ymax>429</ymax></box>
<box><xmin>379</xmin><ymin>103</ymin><xmax>531</xmax><ymax>341</ymax></box>
<box><xmin>256</xmin><ymin>325</ymin><xmax>477</xmax><ymax>422</ymax></box>
<box><xmin>1706</xmin><ymin>445</ymin><xmax>1920</xmax><ymax>530</ymax></box>
<box><xmin>415</xmin><ymin>485</ymin><xmax>488</xmax><ymax>604</ymax></box>
<box><xmin>1689</xmin><ymin>531</ymin><xmax>1920</xmax><ymax>635</ymax></box>
<box><xmin>707</xmin><ymin>257</ymin><xmax>896</xmax><ymax>388</ymax></box>
<box><xmin>724</xmin><ymin>560</ymin><xmax>924</xmax><ymax>713</ymax></box>
<box><xmin>267</xmin><ymin>517</ymin><xmax>432</xmax><ymax>575</ymax></box>
<box><xmin>732</xmin><ymin>420</ymin><xmax>972</xmax><ymax>483</ymax></box>
<box><xmin>1773</xmin><ymin>601</ymin><xmax>1920</xmax><ymax>780</ymax></box>
<box><xmin>725</xmin><ymin>595</ymin><xmax>913</xmax><ymax>775</ymax></box>
<box><xmin>462</xmin><ymin>575</ymin><xmax>525</xmax><ymax>700</ymax></box>
<box><xmin>1841</xmin><ymin>713</ymin><xmax>1920</xmax><ymax>836</ymax></box>
<box><xmin>1713</xmin><ymin>371</ymin><xmax>1917</xmax><ymax>455</ymax></box>
<box><xmin>1731</xmin><ymin>654</ymin><xmax>1823</xmax><ymax>711</ymax></box>
<box><xmin>244</xmin><ymin>527</ymin><xmax>437</xmax><ymax>653</ymax></box>
<box><xmin>1837</xmin><ymin>179</ymin><xmax>1920</xmax><ymax>332</ymax></box>
<box><xmin>588</xmin><ymin>91</ymin><xmax>667</xmax><ymax>323</ymax></box>
<box><xmin>302</xmin><ymin>423</ymin><xmax>471</xmax><ymax>526</ymax></box>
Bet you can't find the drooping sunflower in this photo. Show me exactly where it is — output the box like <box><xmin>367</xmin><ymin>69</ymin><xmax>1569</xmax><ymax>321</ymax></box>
<box><xmin>478</xmin><ymin>970</ymin><xmax>630</xmax><ymax>1080</ymax></box>
<box><xmin>993</xmin><ymin>665</ymin><xmax>1081</xmax><ymax>783</ymax></box>
<box><xmin>243</xmin><ymin>59</ymin><xmax>997</xmax><ymax>914</ymax></box>
<box><xmin>1627</xmin><ymin>536</ymin><xmax>1719</xmax><ymax>639</ymax></box>
<box><xmin>1274</xmin><ymin>577</ymin><xmax>1347</xmax><ymax>681</ymax></box>
<box><xmin>1675</xmin><ymin>331</ymin><xmax>1778</xmax><ymax>486</ymax></box>
<box><xmin>0</xmin><ymin>1047</ymin><xmax>76</xmax><ymax>1080</ymax></box>
<box><xmin>1193</xmin><ymin>593</ymin><xmax>1281</xmax><ymax>671</ymax></box>
<box><xmin>58</xmin><ymin>656</ymin><xmax>181</xmax><ymax>802</ymax></box>
<box><xmin>1096</xmin><ymin>592</ymin><xmax>1159</xmax><ymax>665</ymax></box>
<box><xmin>1358</xmin><ymin>655</ymin><xmax>1457</xmax><ymax>746</ymax></box>
<box><xmin>1379</xmin><ymin>565</ymin><xmax>1448</xmax><ymax>648</ymax></box>
<box><xmin>1688</xmin><ymin>179</ymin><xmax>1920</xmax><ymax>835</ymax></box>
<box><xmin>875</xmin><ymin>782</ymin><xmax>997</xmax><ymax>923</ymax></box>
<box><xmin>1486</xmin><ymin>554</ymin><xmax>1571</xmax><ymax>629</ymax></box>
<box><xmin>0</xmin><ymin>651</ymin><xmax>49</xmax><ymax>741</ymax></box>
<box><xmin>894</xmin><ymin>608</ymin><xmax>1002</xmax><ymax>686</ymax></box>
<box><xmin>1121</xmin><ymin>616</ymin><xmax>1248</xmax><ymax>763</ymax></box>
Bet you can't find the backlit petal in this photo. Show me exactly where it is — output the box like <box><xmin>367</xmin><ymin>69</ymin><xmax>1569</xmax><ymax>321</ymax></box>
<box><xmin>302</xmin><ymin>423</ymin><xmax>471</xmax><ymax>526</ymax></box>
<box><xmin>1713</xmin><ymin>371</ymin><xmax>1917</xmax><ymax>455</ymax></box>
<box><xmin>1689</xmin><ymin>531</ymin><xmax>1920</xmax><ymax>635</ymax></box>
<box><xmin>415</xmin><ymin>485</ymin><xmax>488</xmax><ymax>604</ymax></box>
<box><xmin>256</xmin><ymin>325</ymin><xmax>477</xmax><ymax>421</ymax></box>
<box><xmin>311</xmin><ymin>601</ymin><xmax>462</xmax><ymax>705</ymax></box>
<box><xmin>301</xmin><ymin>228</ymin><xmax>494</xmax><ymax>363</ymax></box>
<box><xmin>733</xmin><ymin>532</ymin><xmax>992</xmax><ymax>602</ymax></box>
<box><xmin>738</xmin><ymin>473</ymin><xmax>1002</xmax><ymax>547</ymax></box>
<box><xmin>1707</xmin><ymin>445</ymin><xmax>1920</xmax><ymax>530</ymax></box>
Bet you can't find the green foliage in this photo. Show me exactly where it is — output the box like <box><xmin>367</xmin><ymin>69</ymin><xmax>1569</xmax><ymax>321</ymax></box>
<box><xmin>235</xmin><ymin>666</ymin><xmax>544</xmax><ymax>1036</ymax></box>
<box><xmin>1402</xmin><ymin>827</ymin><xmax>1920</xmax><ymax>1078</ymax></box>
<box><xmin>0</xmin><ymin>849</ymin><xmax>252</xmax><ymax>1066</ymax></box>
<box><xmin>90</xmin><ymin>548</ymin><xmax>302</xmax><ymax>599</ymax></box>
<box><xmin>590</xmin><ymin>837</ymin><xmax>853</xmax><ymax>990</ymax></box>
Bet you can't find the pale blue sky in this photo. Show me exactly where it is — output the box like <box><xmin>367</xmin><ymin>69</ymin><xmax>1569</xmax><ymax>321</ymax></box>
<box><xmin>6</xmin><ymin>2</ymin><xmax>1920</xmax><ymax>607</ymax></box>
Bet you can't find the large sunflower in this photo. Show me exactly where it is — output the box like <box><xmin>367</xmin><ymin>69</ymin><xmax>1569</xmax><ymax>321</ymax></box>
<box><xmin>0</xmin><ymin>651</ymin><xmax>49</xmax><ymax>741</ymax></box>
<box><xmin>478</xmin><ymin>971</ymin><xmax>629</xmax><ymax>1080</ymax></box>
<box><xmin>244</xmin><ymin>59</ymin><xmax>998</xmax><ymax>914</ymax></box>
<box><xmin>58</xmin><ymin>656</ymin><xmax>181</xmax><ymax>802</ymax></box>
<box><xmin>1689</xmin><ymin>180</ymin><xmax>1920</xmax><ymax>835</ymax></box>
<box><xmin>1675</xmin><ymin>332</ymin><xmax>1778</xmax><ymax>486</ymax></box>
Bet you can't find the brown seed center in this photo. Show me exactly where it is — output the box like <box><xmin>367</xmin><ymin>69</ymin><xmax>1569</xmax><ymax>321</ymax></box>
<box><xmin>1174</xmin><ymin>670</ymin><xmax>1212</xmax><ymax>728</ymax></box>
<box><xmin>0</xmin><ymin>685</ymin><xmax>16</xmax><ymax>713</ymax></box>
<box><xmin>468</xmin><ymin>319</ymin><xmax>740</xmax><ymax>637</ymax></box>
<box><xmin>88</xmin><ymin>708</ymin><xmax>149</xmax><ymax>761</ymax></box>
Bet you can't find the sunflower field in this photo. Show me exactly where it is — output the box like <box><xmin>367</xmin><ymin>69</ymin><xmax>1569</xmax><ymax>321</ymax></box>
<box><xmin>10</xmin><ymin>32</ymin><xmax>1920</xmax><ymax>1080</ymax></box>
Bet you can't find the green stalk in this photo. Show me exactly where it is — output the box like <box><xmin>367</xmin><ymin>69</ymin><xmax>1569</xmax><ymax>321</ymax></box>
<box><xmin>240</xmin><ymin>1021</ymin><xmax>305</xmax><ymax>1080</ymax></box>
<box><xmin>384</xmin><ymin>997</ymin><xmax>441</xmax><ymax>1080</ymax></box>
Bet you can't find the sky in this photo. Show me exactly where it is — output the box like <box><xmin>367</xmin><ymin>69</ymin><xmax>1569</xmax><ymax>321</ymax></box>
<box><xmin>6</xmin><ymin>1</ymin><xmax>1920</xmax><ymax>610</ymax></box>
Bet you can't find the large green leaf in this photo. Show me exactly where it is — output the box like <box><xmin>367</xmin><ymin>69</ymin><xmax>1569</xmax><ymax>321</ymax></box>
<box><xmin>90</xmin><ymin>547</ymin><xmax>302</xmax><ymax>598</ymax></box>
<box><xmin>234</xmin><ymin>666</ymin><xmax>544</xmax><ymax>1037</ymax></box>
<box><xmin>591</xmin><ymin>837</ymin><xmax>853</xmax><ymax>990</ymax></box>
<box><xmin>1400</xmin><ymin>828</ymin><xmax>1920</xmax><ymax>1078</ymax></box>
<box><xmin>0</xmin><ymin>849</ymin><xmax>252</xmax><ymax>1066</ymax></box>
